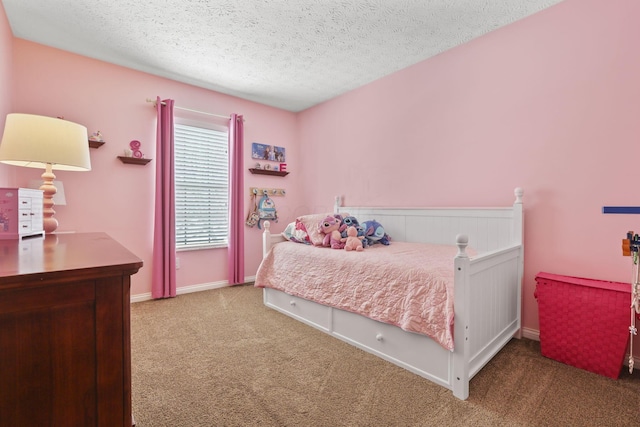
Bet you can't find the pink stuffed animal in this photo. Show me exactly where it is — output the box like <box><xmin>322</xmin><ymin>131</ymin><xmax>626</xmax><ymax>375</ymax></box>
<box><xmin>342</xmin><ymin>226</ymin><xmax>364</xmax><ymax>252</ymax></box>
<box><xmin>318</xmin><ymin>215</ymin><xmax>345</xmax><ymax>249</ymax></box>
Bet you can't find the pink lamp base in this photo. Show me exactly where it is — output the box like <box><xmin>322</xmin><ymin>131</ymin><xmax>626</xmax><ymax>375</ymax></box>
<box><xmin>40</xmin><ymin>164</ymin><xmax>58</xmax><ymax>234</ymax></box>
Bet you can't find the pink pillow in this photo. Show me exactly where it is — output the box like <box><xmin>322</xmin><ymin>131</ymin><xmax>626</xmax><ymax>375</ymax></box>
<box><xmin>296</xmin><ymin>213</ymin><xmax>348</xmax><ymax>246</ymax></box>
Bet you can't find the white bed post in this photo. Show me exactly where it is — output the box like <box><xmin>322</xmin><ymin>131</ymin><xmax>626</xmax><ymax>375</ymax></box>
<box><xmin>513</xmin><ymin>187</ymin><xmax>524</xmax><ymax>245</ymax></box>
<box><xmin>452</xmin><ymin>234</ymin><xmax>471</xmax><ymax>400</ymax></box>
<box><xmin>262</xmin><ymin>220</ymin><xmax>272</xmax><ymax>257</ymax></box>
<box><xmin>513</xmin><ymin>187</ymin><xmax>524</xmax><ymax>339</ymax></box>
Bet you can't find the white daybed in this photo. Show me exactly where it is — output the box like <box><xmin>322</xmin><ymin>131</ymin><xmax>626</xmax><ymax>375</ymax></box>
<box><xmin>256</xmin><ymin>188</ymin><xmax>524</xmax><ymax>400</ymax></box>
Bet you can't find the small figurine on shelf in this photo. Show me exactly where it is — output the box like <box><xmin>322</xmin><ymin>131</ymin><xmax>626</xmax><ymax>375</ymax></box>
<box><xmin>254</xmin><ymin>163</ymin><xmax>262</xmax><ymax>169</ymax></box>
<box><xmin>89</xmin><ymin>131</ymin><xmax>104</xmax><ymax>142</ymax></box>
<box><xmin>130</xmin><ymin>140</ymin><xmax>144</xmax><ymax>158</ymax></box>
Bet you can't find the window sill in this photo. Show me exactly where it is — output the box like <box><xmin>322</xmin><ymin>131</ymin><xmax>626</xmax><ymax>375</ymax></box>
<box><xmin>177</xmin><ymin>243</ymin><xmax>228</xmax><ymax>252</ymax></box>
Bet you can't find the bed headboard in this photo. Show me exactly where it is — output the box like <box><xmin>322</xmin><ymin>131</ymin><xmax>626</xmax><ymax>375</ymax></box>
<box><xmin>340</xmin><ymin>188</ymin><xmax>523</xmax><ymax>253</ymax></box>
<box><xmin>263</xmin><ymin>188</ymin><xmax>523</xmax><ymax>255</ymax></box>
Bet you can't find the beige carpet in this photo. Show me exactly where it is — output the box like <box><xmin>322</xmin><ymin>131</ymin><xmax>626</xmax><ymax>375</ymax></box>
<box><xmin>131</xmin><ymin>284</ymin><xmax>640</xmax><ymax>426</ymax></box>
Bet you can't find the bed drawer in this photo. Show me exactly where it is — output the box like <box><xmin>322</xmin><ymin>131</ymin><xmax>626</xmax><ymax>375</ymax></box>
<box><xmin>332</xmin><ymin>309</ymin><xmax>451</xmax><ymax>383</ymax></box>
<box><xmin>263</xmin><ymin>289</ymin><xmax>331</xmax><ymax>332</ymax></box>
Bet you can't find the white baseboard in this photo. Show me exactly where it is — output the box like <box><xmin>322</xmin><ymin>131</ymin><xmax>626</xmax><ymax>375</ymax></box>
<box><xmin>131</xmin><ymin>293</ymin><xmax>154</xmax><ymax>303</ymax></box>
<box><xmin>521</xmin><ymin>327</ymin><xmax>540</xmax><ymax>341</ymax></box>
<box><xmin>131</xmin><ymin>275</ymin><xmax>257</xmax><ymax>303</ymax></box>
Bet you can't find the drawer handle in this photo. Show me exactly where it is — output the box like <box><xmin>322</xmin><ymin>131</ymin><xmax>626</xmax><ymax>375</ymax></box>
<box><xmin>376</xmin><ymin>333</ymin><xmax>384</xmax><ymax>342</ymax></box>
<box><xmin>289</xmin><ymin>300</ymin><xmax>296</xmax><ymax>306</ymax></box>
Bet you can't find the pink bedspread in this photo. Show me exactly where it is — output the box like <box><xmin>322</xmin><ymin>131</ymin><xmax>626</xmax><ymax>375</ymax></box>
<box><xmin>255</xmin><ymin>241</ymin><xmax>461</xmax><ymax>351</ymax></box>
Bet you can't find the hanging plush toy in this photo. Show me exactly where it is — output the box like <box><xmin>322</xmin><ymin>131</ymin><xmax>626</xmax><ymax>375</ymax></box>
<box><xmin>361</xmin><ymin>220</ymin><xmax>391</xmax><ymax>246</ymax></box>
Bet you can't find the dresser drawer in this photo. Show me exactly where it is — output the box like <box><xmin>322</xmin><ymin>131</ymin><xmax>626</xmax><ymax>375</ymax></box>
<box><xmin>19</xmin><ymin>205</ymin><xmax>41</xmax><ymax>225</ymax></box>
<box><xmin>19</xmin><ymin>219</ymin><xmax>32</xmax><ymax>233</ymax></box>
<box><xmin>19</xmin><ymin>210</ymin><xmax>34</xmax><ymax>220</ymax></box>
<box><xmin>18</xmin><ymin>196</ymin><xmax>33</xmax><ymax>209</ymax></box>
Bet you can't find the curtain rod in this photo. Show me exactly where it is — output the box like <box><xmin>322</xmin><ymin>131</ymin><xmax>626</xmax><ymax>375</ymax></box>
<box><xmin>145</xmin><ymin>98</ymin><xmax>240</xmax><ymax>121</ymax></box>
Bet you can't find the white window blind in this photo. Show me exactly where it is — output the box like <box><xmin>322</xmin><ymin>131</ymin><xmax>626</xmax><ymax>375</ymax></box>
<box><xmin>174</xmin><ymin>123</ymin><xmax>229</xmax><ymax>249</ymax></box>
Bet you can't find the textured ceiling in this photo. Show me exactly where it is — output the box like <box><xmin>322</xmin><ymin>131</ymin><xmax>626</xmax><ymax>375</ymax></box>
<box><xmin>3</xmin><ymin>0</ymin><xmax>564</xmax><ymax>112</ymax></box>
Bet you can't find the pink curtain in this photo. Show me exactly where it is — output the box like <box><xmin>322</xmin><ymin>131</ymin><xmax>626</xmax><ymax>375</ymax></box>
<box><xmin>152</xmin><ymin>97</ymin><xmax>176</xmax><ymax>298</ymax></box>
<box><xmin>228</xmin><ymin>114</ymin><xmax>244</xmax><ymax>285</ymax></box>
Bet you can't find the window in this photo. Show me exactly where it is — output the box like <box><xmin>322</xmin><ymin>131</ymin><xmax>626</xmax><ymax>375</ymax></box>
<box><xmin>174</xmin><ymin>123</ymin><xmax>229</xmax><ymax>250</ymax></box>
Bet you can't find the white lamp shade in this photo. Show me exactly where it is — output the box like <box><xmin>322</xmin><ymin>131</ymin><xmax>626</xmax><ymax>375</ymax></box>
<box><xmin>0</xmin><ymin>114</ymin><xmax>91</xmax><ymax>171</ymax></box>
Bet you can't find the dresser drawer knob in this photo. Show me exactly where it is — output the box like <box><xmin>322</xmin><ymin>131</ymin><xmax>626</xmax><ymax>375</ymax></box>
<box><xmin>376</xmin><ymin>333</ymin><xmax>384</xmax><ymax>342</ymax></box>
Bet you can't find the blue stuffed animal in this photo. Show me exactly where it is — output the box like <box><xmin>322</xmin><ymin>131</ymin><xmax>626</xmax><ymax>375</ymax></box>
<box><xmin>355</xmin><ymin>224</ymin><xmax>371</xmax><ymax>248</ymax></box>
<box><xmin>340</xmin><ymin>216</ymin><xmax>360</xmax><ymax>237</ymax></box>
<box><xmin>361</xmin><ymin>220</ymin><xmax>391</xmax><ymax>246</ymax></box>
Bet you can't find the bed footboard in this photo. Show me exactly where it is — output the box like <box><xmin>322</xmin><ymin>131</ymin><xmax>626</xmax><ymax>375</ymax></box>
<box><xmin>452</xmin><ymin>243</ymin><xmax>523</xmax><ymax>399</ymax></box>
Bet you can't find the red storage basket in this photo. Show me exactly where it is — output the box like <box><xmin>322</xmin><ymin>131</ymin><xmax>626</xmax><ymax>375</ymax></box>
<box><xmin>534</xmin><ymin>272</ymin><xmax>631</xmax><ymax>379</ymax></box>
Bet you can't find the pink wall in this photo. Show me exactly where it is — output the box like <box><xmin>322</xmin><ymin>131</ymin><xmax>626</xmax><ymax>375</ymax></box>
<box><xmin>0</xmin><ymin>2</ymin><xmax>12</xmax><ymax>183</ymax></box>
<box><xmin>298</xmin><ymin>0</ymin><xmax>640</xmax><ymax>337</ymax></box>
<box><xmin>5</xmin><ymin>38</ymin><xmax>300</xmax><ymax>296</ymax></box>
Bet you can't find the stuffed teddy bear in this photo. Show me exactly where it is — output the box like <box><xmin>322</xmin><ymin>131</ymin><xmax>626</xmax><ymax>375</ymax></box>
<box><xmin>341</xmin><ymin>226</ymin><xmax>364</xmax><ymax>252</ymax></box>
<box><xmin>318</xmin><ymin>215</ymin><xmax>345</xmax><ymax>249</ymax></box>
<box><xmin>339</xmin><ymin>216</ymin><xmax>370</xmax><ymax>247</ymax></box>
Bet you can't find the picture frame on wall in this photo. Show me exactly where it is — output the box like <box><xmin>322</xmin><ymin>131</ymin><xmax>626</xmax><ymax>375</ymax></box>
<box><xmin>252</xmin><ymin>142</ymin><xmax>286</xmax><ymax>162</ymax></box>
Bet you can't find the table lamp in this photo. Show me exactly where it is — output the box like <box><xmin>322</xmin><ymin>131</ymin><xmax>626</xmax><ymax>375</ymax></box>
<box><xmin>0</xmin><ymin>113</ymin><xmax>91</xmax><ymax>233</ymax></box>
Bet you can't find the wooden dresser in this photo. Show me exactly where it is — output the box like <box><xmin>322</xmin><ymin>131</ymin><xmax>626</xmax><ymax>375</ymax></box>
<box><xmin>0</xmin><ymin>233</ymin><xmax>143</xmax><ymax>427</ymax></box>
